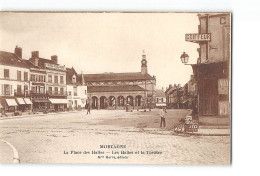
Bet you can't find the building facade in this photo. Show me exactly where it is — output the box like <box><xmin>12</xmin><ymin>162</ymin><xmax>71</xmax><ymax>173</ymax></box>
<box><xmin>155</xmin><ymin>89</ymin><xmax>166</xmax><ymax>108</ymax></box>
<box><xmin>66</xmin><ymin>67</ymin><xmax>87</xmax><ymax>110</ymax></box>
<box><xmin>185</xmin><ymin>13</ymin><xmax>231</xmax><ymax>116</ymax></box>
<box><xmin>85</xmin><ymin>52</ymin><xmax>156</xmax><ymax>110</ymax></box>
<box><xmin>0</xmin><ymin>46</ymin><xmax>32</xmax><ymax>114</ymax></box>
<box><xmin>27</xmin><ymin>51</ymin><xmax>67</xmax><ymax>112</ymax></box>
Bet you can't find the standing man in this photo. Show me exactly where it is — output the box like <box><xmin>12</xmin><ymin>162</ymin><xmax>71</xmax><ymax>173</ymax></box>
<box><xmin>160</xmin><ymin>107</ymin><xmax>166</xmax><ymax>128</ymax></box>
<box><xmin>86</xmin><ymin>103</ymin><xmax>91</xmax><ymax>115</ymax></box>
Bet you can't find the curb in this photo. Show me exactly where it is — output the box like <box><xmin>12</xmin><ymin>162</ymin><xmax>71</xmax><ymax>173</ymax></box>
<box><xmin>173</xmin><ymin>131</ymin><xmax>230</xmax><ymax>136</ymax></box>
<box><xmin>0</xmin><ymin>139</ymin><xmax>20</xmax><ymax>163</ymax></box>
<box><xmin>0</xmin><ymin>110</ymin><xmax>86</xmax><ymax>121</ymax></box>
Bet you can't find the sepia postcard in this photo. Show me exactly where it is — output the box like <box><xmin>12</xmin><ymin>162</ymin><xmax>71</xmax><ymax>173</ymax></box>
<box><xmin>0</xmin><ymin>12</ymin><xmax>231</xmax><ymax>164</ymax></box>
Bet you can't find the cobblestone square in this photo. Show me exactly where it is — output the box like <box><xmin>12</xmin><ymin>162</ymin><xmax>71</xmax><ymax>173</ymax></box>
<box><xmin>0</xmin><ymin>109</ymin><xmax>230</xmax><ymax>164</ymax></box>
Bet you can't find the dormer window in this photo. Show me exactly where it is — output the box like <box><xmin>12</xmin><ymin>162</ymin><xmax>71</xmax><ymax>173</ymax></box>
<box><xmin>72</xmin><ymin>74</ymin><xmax>76</xmax><ymax>84</ymax></box>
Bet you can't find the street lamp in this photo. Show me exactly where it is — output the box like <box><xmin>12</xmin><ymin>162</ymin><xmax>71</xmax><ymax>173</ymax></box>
<box><xmin>180</xmin><ymin>52</ymin><xmax>190</xmax><ymax>64</ymax></box>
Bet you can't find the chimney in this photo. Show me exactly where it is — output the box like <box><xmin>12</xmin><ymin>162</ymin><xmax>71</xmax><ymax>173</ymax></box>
<box><xmin>178</xmin><ymin>84</ymin><xmax>181</xmax><ymax>88</ymax></box>
<box><xmin>51</xmin><ymin>55</ymin><xmax>58</xmax><ymax>64</ymax></box>
<box><xmin>32</xmin><ymin>51</ymin><xmax>39</xmax><ymax>58</ymax></box>
<box><xmin>14</xmin><ymin>46</ymin><xmax>22</xmax><ymax>58</ymax></box>
<box><xmin>174</xmin><ymin>84</ymin><xmax>177</xmax><ymax>89</ymax></box>
<box><xmin>162</xmin><ymin>87</ymin><xmax>164</xmax><ymax>90</ymax></box>
<box><xmin>169</xmin><ymin>84</ymin><xmax>172</xmax><ymax>88</ymax></box>
<box><xmin>31</xmin><ymin>51</ymin><xmax>39</xmax><ymax>66</ymax></box>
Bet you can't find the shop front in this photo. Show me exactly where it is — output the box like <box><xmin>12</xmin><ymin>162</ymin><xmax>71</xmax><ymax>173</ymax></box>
<box><xmin>49</xmin><ymin>98</ymin><xmax>67</xmax><ymax>112</ymax></box>
<box><xmin>32</xmin><ymin>98</ymin><xmax>50</xmax><ymax>112</ymax></box>
<box><xmin>192</xmin><ymin>61</ymin><xmax>229</xmax><ymax>116</ymax></box>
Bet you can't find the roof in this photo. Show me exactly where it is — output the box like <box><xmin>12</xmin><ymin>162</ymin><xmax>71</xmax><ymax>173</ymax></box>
<box><xmin>0</xmin><ymin>51</ymin><xmax>28</xmax><ymax>68</ymax></box>
<box><xmin>88</xmin><ymin>85</ymin><xmax>145</xmax><ymax>93</ymax></box>
<box><xmin>84</xmin><ymin>72</ymin><xmax>155</xmax><ymax>82</ymax></box>
<box><xmin>66</xmin><ymin>67</ymin><xmax>83</xmax><ymax>85</ymax></box>
<box><xmin>155</xmin><ymin>90</ymin><xmax>166</xmax><ymax>97</ymax></box>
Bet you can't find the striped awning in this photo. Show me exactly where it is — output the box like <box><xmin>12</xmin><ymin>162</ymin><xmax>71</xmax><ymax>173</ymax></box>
<box><xmin>24</xmin><ymin>98</ymin><xmax>33</xmax><ymax>104</ymax></box>
<box><xmin>16</xmin><ymin>98</ymin><xmax>26</xmax><ymax>105</ymax></box>
<box><xmin>5</xmin><ymin>99</ymin><xmax>18</xmax><ymax>106</ymax></box>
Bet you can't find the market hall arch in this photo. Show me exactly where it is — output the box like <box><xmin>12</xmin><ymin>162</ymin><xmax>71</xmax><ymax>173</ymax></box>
<box><xmin>117</xmin><ymin>96</ymin><xmax>125</xmax><ymax>107</ymax></box>
<box><xmin>126</xmin><ymin>95</ymin><xmax>134</xmax><ymax>106</ymax></box>
<box><xmin>108</xmin><ymin>96</ymin><xmax>116</xmax><ymax>106</ymax></box>
<box><xmin>91</xmin><ymin>96</ymin><xmax>99</xmax><ymax>109</ymax></box>
<box><xmin>135</xmin><ymin>95</ymin><xmax>142</xmax><ymax>107</ymax></box>
<box><xmin>100</xmin><ymin>96</ymin><xmax>107</xmax><ymax>109</ymax></box>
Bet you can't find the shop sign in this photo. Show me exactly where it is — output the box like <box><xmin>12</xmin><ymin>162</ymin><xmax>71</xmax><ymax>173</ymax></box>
<box><xmin>185</xmin><ymin>33</ymin><xmax>211</xmax><ymax>42</ymax></box>
<box><xmin>184</xmin><ymin>115</ymin><xmax>199</xmax><ymax>132</ymax></box>
<box><xmin>218</xmin><ymin>79</ymin><xmax>229</xmax><ymax>94</ymax></box>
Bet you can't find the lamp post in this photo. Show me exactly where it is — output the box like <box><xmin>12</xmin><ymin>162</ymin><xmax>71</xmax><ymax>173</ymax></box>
<box><xmin>180</xmin><ymin>52</ymin><xmax>192</xmax><ymax>65</ymax></box>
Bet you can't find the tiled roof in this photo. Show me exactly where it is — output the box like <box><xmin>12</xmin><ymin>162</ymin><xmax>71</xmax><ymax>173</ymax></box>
<box><xmin>0</xmin><ymin>51</ymin><xmax>28</xmax><ymax>68</ymax></box>
<box><xmin>84</xmin><ymin>72</ymin><xmax>155</xmax><ymax>82</ymax></box>
<box><xmin>155</xmin><ymin>90</ymin><xmax>166</xmax><ymax>97</ymax></box>
<box><xmin>66</xmin><ymin>67</ymin><xmax>83</xmax><ymax>85</ymax></box>
<box><xmin>88</xmin><ymin>85</ymin><xmax>145</xmax><ymax>93</ymax></box>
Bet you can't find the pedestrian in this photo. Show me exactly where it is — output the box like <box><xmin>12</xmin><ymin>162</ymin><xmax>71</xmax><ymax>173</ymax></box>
<box><xmin>86</xmin><ymin>103</ymin><xmax>91</xmax><ymax>115</ymax></box>
<box><xmin>160</xmin><ymin>107</ymin><xmax>167</xmax><ymax>128</ymax></box>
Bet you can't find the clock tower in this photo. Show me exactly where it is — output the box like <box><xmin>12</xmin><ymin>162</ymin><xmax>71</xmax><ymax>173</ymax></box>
<box><xmin>141</xmin><ymin>50</ymin><xmax>148</xmax><ymax>74</ymax></box>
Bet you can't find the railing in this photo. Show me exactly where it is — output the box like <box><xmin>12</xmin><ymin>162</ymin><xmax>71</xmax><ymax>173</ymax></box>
<box><xmin>47</xmin><ymin>91</ymin><xmax>67</xmax><ymax>96</ymax></box>
<box><xmin>14</xmin><ymin>91</ymin><xmax>31</xmax><ymax>97</ymax></box>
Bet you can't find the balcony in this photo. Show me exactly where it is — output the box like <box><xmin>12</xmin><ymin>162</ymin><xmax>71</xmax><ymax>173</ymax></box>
<box><xmin>47</xmin><ymin>91</ymin><xmax>67</xmax><ymax>97</ymax></box>
<box><xmin>14</xmin><ymin>91</ymin><xmax>31</xmax><ymax>97</ymax></box>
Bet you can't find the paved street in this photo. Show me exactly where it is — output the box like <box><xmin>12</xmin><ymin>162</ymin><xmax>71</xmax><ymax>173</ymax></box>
<box><xmin>0</xmin><ymin>109</ymin><xmax>230</xmax><ymax>164</ymax></box>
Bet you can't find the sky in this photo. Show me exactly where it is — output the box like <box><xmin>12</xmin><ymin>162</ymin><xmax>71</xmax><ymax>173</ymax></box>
<box><xmin>0</xmin><ymin>12</ymin><xmax>199</xmax><ymax>89</ymax></box>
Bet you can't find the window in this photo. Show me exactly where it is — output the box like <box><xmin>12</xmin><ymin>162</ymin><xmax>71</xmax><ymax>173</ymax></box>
<box><xmin>60</xmin><ymin>76</ymin><xmax>64</xmax><ymax>84</ymax></box>
<box><xmin>4</xmin><ymin>84</ymin><xmax>11</xmax><ymax>95</ymax></box>
<box><xmin>4</xmin><ymin>69</ymin><xmax>9</xmax><ymax>79</ymax></box>
<box><xmin>17</xmin><ymin>71</ymin><xmax>21</xmax><ymax>81</ymax></box>
<box><xmin>24</xmin><ymin>85</ymin><xmax>28</xmax><ymax>95</ymax></box>
<box><xmin>68</xmin><ymin>91</ymin><xmax>71</xmax><ymax>96</ymax></box>
<box><xmin>55</xmin><ymin>87</ymin><xmax>58</xmax><ymax>95</ymax></box>
<box><xmin>54</xmin><ymin>75</ymin><xmax>58</xmax><ymax>84</ymax></box>
<box><xmin>17</xmin><ymin>85</ymin><xmax>22</xmax><ymax>95</ymax></box>
<box><xmin>73</xmin><ymin>86</ymin><xmax>77</xmax><ymax>96</ymax></box>
<box><xmin>24</xmin><ymin>72</ymin><xmax>28</xmax><ymax>81</ymax></box>
<box><xmin>40</xmin><ymin>87</ymin><xmax>44</xmax><ymax>94</ymax></box>
<box><xmin>39</xmin><ymin>75</ymin><xmax>44</xmax><ymax>82</ymax></box>
<box><xmin>32</xmin><ymin>86</ymin><xmax>36</xmax><ymax>93</ymax></box>
<box><xmin>48</xmin><ymin>75</ymin><xmax>52</xmax><ymax>83</ymax></box>
<box><xmin>49</xmin><ymin>87</ymin><xmax>52</xmax><ymax>94</ymax></box>
<box><xmin>60</xmin><ymin>88</ymin><xmax>64</xmax><ymax>95</ymax></box>
<box><xmin>31</xmin><ymin>74</ymin><xmax>36</xmax><ymax>82</ymax></box>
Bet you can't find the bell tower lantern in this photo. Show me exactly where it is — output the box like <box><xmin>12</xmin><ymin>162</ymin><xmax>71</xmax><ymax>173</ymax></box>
<box><xmin>141</xmin><ymin>50</ymin><xmax>148</xmax><ymax>74</ymax></box>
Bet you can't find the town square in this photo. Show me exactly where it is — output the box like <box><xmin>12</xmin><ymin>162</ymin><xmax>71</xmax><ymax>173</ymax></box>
<box><xmin>0</xmin><ymin>12</ymin><xmax>231</xmax><ymax>164</ymax></box>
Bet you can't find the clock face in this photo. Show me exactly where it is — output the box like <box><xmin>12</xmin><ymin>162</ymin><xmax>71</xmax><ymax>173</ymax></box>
<box><xmin>142</xmin><ymin>60</ymin><xmax>146</xmax><ymax>64</ymax></box>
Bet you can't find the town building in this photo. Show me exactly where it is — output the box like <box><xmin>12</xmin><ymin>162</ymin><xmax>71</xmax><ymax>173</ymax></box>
<box><xmin>0</xmin><ymin>46</ymin><xmax>32</xmax><ymax>114</ymax></box>
<box><xmin>66</xmin><ymin>67</ymin><xmax>87</xmax><ymax>110</ymax></box>
<box><xmin>182</xmin><ymin>75</ymin><xmax>197</xmax><ymax>109</ymax></box>
<box><xmin>165</xmin><ymin>84</ymin><xmax>182</xmax><ymax>108</ymax></box>
<box><xmin>155</xmin><ymin>89</ymin><xmax>166</xmax><ymax>108</ymax></box>
<box><xmin>185</xmin><ymin>13</ymin><xmax>231</xmax><ymax>116</ymax></box>
<box><xmin>27</xmin><ymin>51</ymin><xmax>67</xmax><ymax>112</ymax></box>
<box><xmin>84</xmin><ymin>52</ymin><xmax>156</xmax><ymax>110</ymax></box>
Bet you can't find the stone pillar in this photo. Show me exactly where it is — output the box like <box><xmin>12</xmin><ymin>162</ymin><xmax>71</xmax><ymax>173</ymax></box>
<box><xmin>97</xmin><ymin>98</ymin><xmax>100</xmax><ymax>110</ymax></box>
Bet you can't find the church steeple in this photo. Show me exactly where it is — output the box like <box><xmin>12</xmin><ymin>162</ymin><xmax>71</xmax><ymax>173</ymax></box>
<box><xmin>141</xmin><ymin>50</ymin><xmax>147</xmax><ymax>74</ymax></box>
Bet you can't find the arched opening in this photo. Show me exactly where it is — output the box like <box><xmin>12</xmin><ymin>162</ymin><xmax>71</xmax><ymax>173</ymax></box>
<box><xmin>108</xmin><ymin>96</ymin><xmax>116</xmax><ymax>106</ymax></box>
<box><xmin>117</xmin><ymin>96</ymin><xmax>125</xmax><ymax>106</ymax></box>
<box><xmin>100</xmin><ymin>96</ymin><xmax>107</xmax><ymax>109</ymax></box>
<box><xmin>92</xmin><ymin>96</ymin><xmax>98</xmax><ymax>109</ymax></box>
<box><xmin>126</xmin><ymin>96</ymin><xmax>134</xmax><ymax>106</ymax></box>
<box><xmin>135</xmin><ymin>95</ymin><xmax>142</xmax><ymax>107</ymax></box>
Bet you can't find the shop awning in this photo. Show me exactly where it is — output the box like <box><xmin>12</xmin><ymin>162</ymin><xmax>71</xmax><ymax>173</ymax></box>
<box><xmin>49</xmin><ymin>99</ymin><xmax>67</xmax><ymax>104</ymax></box>
<box><xmin>5</xmin><ymin>99</ymin><xmax>18</xmax><ymax>106</ymax></box>
<box><xmin>24</xmin><ymin>98</ymin><xmax>33</xmax><ymax>104</ymax></box>
<box><xmin>32</xmin><ymin>99</ymin><xmax>50</xmax><ymax>103</ymax></box>
<box><xmin>156</xmin><ymin>103</ymin><xmax>167</xmax><ymax>107</ymax></box>
<box><xmin>16</xmin><ymin>98</ymin><xmax>26</xmax><ymax>105</ymax></box>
